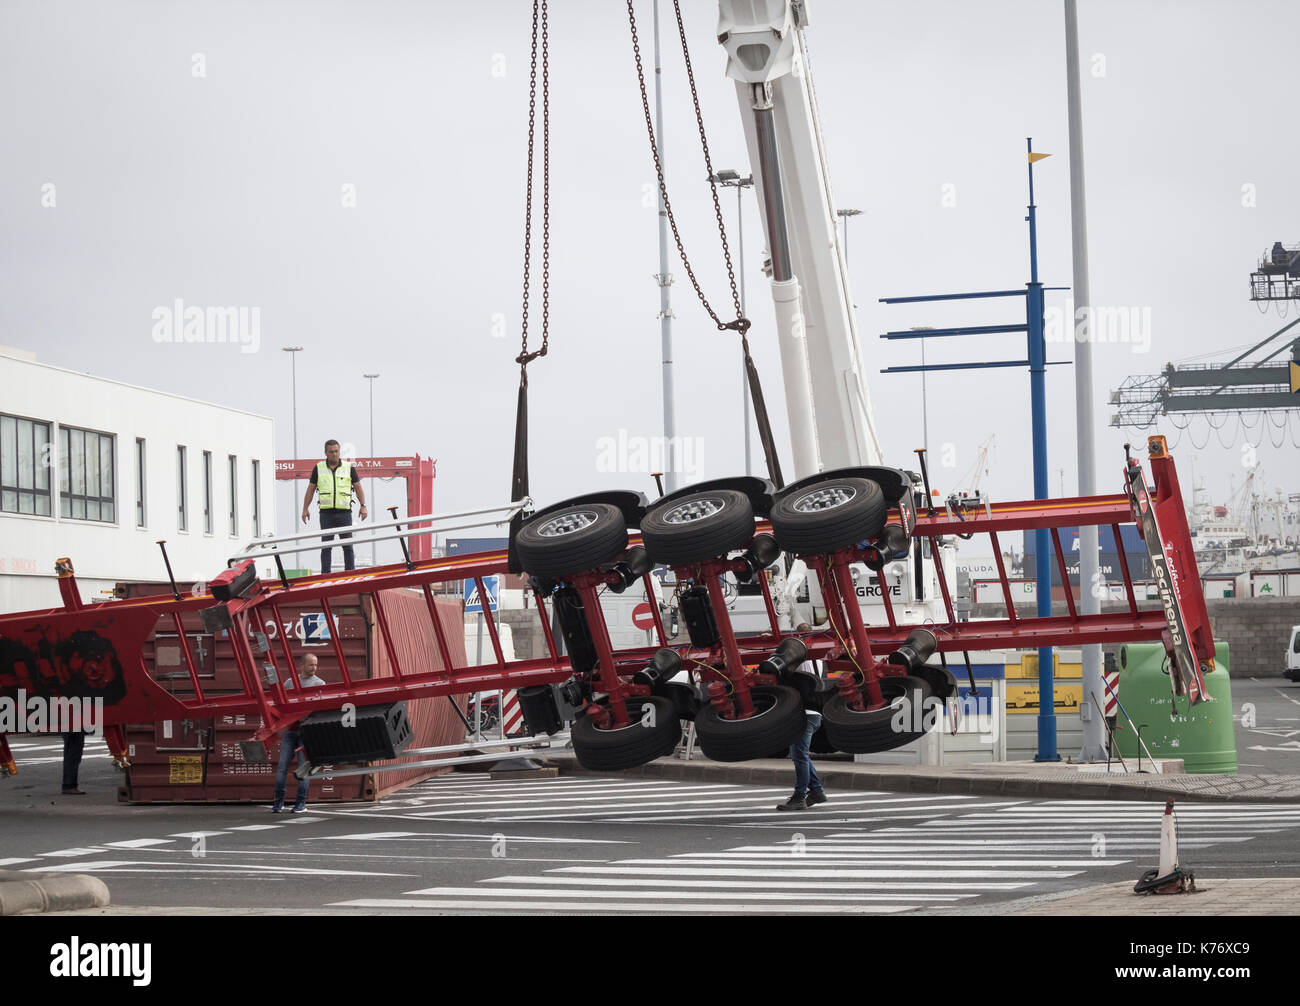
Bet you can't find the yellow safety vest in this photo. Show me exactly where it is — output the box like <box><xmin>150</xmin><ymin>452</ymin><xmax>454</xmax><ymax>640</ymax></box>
<box><xmin>316</xmin><ymin>460</ymin><xmax>354</xmax><ymax>510</ymax></box>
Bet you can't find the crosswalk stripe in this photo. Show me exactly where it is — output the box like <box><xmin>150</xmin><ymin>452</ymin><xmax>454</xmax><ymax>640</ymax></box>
<box><xmin>614</xmin><ymin>856</ymin><xmax>1129</xmax><ymax>867</ymax></box>
<box><xmin>407</xmin><ymin>886</ymin><xmax>971</xmax><ymax>902</ymax></box>
<box><xmin>553</xmin><ymin>866</ymin><xmax>1084</xmax><ymax>879</ymax></box>
<box><xmin>468</xmin><ymin>875</ymin><xmax>1036</xmax><ymax>891</ymax></box>
<box><xmin>328</xmin><ymin>898</ymin><xmax>912</xmax><ymax>913</ymax></box>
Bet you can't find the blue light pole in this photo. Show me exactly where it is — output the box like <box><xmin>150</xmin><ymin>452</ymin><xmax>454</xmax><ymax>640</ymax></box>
<box><xmin>1026</xmin><ymin>137</ymin><xmax>1058</xmax><ymax>761</ymax></box>
<box><xmin>878</xmin><ymin>138</ymin><xmax>1063</xmax><ymax>762</ymax></box>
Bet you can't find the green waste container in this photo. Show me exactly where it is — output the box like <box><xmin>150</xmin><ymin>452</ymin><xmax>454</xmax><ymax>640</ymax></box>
<box><xmin>1114</xmin><ymin>641</ymin><xmax>1235</xmax><ymax>774</ymax></box>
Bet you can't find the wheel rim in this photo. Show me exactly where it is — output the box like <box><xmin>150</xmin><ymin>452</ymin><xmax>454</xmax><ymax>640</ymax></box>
<box><xmin>849</xmin><ymin>678</ymin><xmax>920</xmax><ymax>714</ymax></box>
<box><xmin>660</xmin><ymin>496</ymin><xmax>727</xmax><ymax>525</ymax></box>
<box><xmin>791</xmin><ymin>484</ymin><xmax>857</xmax><ymax>513</ymax></box>
<box><xmin>536</xmin><ymin>510</ymin><xmax>600</xmax><ymax>537</ymax></box>
<box><xmin>718</xmin><ymin>689</ymin><xmax>779</xmax><ymax>723</ymax></box>
<box><xmin>589</xmin><ymin>700</ymin><xmax>652</xmax><ymax>733</ymax></box>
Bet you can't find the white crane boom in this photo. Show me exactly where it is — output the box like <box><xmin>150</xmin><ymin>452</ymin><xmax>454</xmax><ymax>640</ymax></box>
<box><xmin>717</xmin><ymin>0</ymin><xmax>883</xmax><ymax>479</ymax></box>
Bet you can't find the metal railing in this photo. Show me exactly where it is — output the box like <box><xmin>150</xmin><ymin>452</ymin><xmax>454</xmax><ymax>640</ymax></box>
<box><xmin>230</xmin><ymin>499</ymin><xmax>533</xmax><ymax>562</ymax></box>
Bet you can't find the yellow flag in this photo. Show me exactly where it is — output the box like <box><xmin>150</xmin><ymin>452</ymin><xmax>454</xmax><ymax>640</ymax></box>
<box><xmin>1028</xmin><ymin>152</ymin><xmax>1053</xmax><ymax>163</ymax></box>
<box><xmin>1290</xmin><ymin>359</ymin><xmax>1299</xmax><ymax>394</ymax></box>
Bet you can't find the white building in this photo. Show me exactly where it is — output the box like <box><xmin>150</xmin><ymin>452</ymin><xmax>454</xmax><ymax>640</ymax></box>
<box><xmin>0</xmin><ymin>348</ymin><xmax>275</xmax><ymax>612</ymax></box>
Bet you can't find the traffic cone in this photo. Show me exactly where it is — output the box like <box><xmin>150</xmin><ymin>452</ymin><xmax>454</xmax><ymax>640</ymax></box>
<box><xmin>1134</xmin><ymin>798</ymin><xmax>1195</xmax><ymax>894</ymax></box>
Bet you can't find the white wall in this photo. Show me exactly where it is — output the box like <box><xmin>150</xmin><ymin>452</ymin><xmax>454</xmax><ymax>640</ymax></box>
<box><xmin>0</xmin><ymin>350</ymin><xmax>274</xmax><ymax>612</ymax></box>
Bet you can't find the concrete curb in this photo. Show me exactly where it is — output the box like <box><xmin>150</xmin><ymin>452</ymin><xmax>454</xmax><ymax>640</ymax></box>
<box><xmin>546</xmin><ymin>755</ymin><xmax>1300</xmax><ymax>803</ymax></box>
<box><xmin>0</xmin><ymin>870</ymin><xmax>110</xmax><ymax>916</ymax></box>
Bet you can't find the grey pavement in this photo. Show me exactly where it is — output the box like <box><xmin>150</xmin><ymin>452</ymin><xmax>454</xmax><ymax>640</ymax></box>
<box><xmin>552</xmin><ymin>751</ymin><xmax>1300</xmax><ymax>803</ymax></box>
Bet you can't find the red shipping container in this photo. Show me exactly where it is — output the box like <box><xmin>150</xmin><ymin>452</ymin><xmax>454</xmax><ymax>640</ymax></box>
<box><xmin>117</xmin><ymin>583</ymin><xmax>470</xmax><ymax>803</ymax></box>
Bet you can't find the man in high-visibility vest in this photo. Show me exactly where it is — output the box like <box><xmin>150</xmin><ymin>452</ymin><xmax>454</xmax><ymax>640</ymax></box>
<box><xmin>301</xmin><ymin>439</ymin><xmax>368</xmax><ymax>574</ymax></box>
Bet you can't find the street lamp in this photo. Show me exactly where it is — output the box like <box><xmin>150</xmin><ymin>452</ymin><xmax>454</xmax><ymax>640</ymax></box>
<box><xmin>837</xmin><ymin>208</ymin><xmax>862</xmax><ymax>265</ymax></box>
<box><xmin>282</xmin><ymin>346</ymin><xmax>303</xmax><ymax>532</ymax></box>
<box><xmin>711</xmin><ymin>169</ymin><xmax>755</xmax><ymax>475</ymax></box>
<box><xmin>363</xmin><ymin>372</ymin><xmax>379</xmax><ymax>567</ymax></box>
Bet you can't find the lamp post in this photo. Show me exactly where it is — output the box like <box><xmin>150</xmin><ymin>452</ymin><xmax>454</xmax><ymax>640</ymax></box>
<box><xmin>711</xmin><ymin>169</ymin><xmax>755</xmax><ymax>475</ymax></box>
<box><xmin>364</xmin><ymin>372</ymin><xmax>379</xmax><ymax>567</ymax></box>
<box><xmin>909</xmin><ymin>326</ymin><xmax>934</xmax><ymax>455</ymax></box>
<box><xmin>282</xmin><ymin>346</ymin><xmax>303</xmax><ymax>533</ymax></box>
<box><xmin>837</xmin><ymin>208</ymin><xmax>862</xmax><ymax>266</ymax></box>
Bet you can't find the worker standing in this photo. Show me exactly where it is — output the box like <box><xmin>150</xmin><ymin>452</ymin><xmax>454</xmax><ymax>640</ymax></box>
<box><xmin>272</xmin><ymin>654</ymin><xmax>328</xmax><ymax>813</ymax></box>
<box><xmin>301</xmin><ymin>439</ymin><xmax>368</xmax><ymax>574</ymax></box>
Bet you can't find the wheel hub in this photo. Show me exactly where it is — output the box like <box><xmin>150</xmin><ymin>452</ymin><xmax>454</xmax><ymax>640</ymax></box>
<box><xmin>792</xmin><ymin>484</ymin><xmax>857</xmax><ymax>513</ymax></box>
<box><xmin>662</xmin><ymin>497</ymin><xmax>726</xmax><ymax>524</ymax></box>
<box><xmin>536</xmin><ymin>510</ymin><xmax>599</xmax><ymax>537</ymax></box>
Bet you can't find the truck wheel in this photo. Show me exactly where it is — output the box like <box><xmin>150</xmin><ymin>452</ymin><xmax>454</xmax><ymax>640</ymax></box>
<box><xmin>809</xmin><ymin>723</ymin><xmax>836</xmax><ymax>754</ymax></box>
<box><xmin>571</xmin><ymin>696</ymin><xmax>681</xmax><ymax>771</ymax></box>
<box><xmin>514</xmin><ymin>503</ymin><xmax>629</xmax><ymax>579</ymax></box>
<box><xmin>693</xmin><ymin>685</ymin><xmax>805</xmax><ymax>762</ymax></box>
<box><xmin>770</xmin><ymin>476</ymin><xmax>887</xmax><ymax>554</ymax></box>
<box><xmin>641</xmin><ymin>489</ymin><xmax>755</xmax><ymax>566</ymax></box>
<box><xmin>822</xmin><ymin>675</ymin><xmax>933</xmax><ymax>753</ymax></box>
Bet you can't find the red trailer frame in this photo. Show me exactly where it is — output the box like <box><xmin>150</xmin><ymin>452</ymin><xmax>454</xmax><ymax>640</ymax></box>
<box><xmin>0</xmin><ymin>436</ymin><xmax>1214</xmax><ymax>775</ymax></box>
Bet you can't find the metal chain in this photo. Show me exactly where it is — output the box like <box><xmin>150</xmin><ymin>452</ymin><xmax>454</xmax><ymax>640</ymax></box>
<box><xmin>518</xmin><ymin>1</ymin><xmax>549</xmax><ymax>367</ymax></box>
<box><xmin>627</xmin><ymin>0</ymin><xmax>749</xmax><ymax>336</ymax></box>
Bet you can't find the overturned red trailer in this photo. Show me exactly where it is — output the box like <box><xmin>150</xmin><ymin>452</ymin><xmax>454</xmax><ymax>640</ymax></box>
<box><xmin>0</xmin><ymin>436</ymin><xmax>1214</xmax><ymax>782</ymax></box>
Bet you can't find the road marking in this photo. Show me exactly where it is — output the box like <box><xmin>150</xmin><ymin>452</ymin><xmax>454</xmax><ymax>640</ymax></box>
<box><xmin>406</xmin><ymin>886</ymin><xmax>971</xmax><ymax>902</ymax></box>
<box><xmin>103</xmin><ymin>838</ymin><xmax>175</xmax><ymax>849</ymax></box>
<box><xmin>39</xmin><ymin>847</ymin><xmax>104</xmax><ymax>857</ymax></box>
<box><xmin>619</xmin><ymin>855</ymin><xmax>1130</xmax><ymax>868</ymax></box>
<box><xmin>0</xmin><ymin>857</ymin><xmax>39</xmax><ymax>866</ymax></box>
<box><xmin>554</xmin><ymin>866</ymin><xmax>1083</xmax><ymax>879</ymax></box>
<box><xmin>471</xmin><ymin>875</ymin><xmax>1036</xmax><ymax>891</ymax></box>
<box><xmin>328</xmin><ymin>898</ymin><xmax>912</xmax><ymax>914</ymax></box>
<box><xmin>226</xmin><ymin>825</ymin><xmax>284</xmax><ymax>831</ymax></box>
<box><xmin>300</xmin><ymin>831</ymin><xmax>630</xmax><ymax>845</ymax></box>
<box><xmin>25</xmin><ymin>859</ymin><xmax>414</xmax><ymax>877</ymax></box>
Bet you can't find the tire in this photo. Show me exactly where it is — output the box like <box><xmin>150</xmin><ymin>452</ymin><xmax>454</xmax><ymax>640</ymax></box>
<box><xmin>822</xmin><ymin>675</ymin><xmax>933</xmax><ymax>754</ymax></box>
<box><xmin>770</xmin><ymin>476</ymin><xmax>888</xmax><ymax>554</ymax></box>
<box><xmin>693</xmin><ymin>685</ymin><xmax>805</xmax><ymax>762</ymax></box>
<box><xmin>571</xmin><ymin>696</ymin><xmax>681</xmax><ymax>771</ymax></box>
<box><xmin>514</xmin><ymin>502</ymin><xmax>629</xmax><ymax>579</ymax></box>
<box><xmin>641</xmin><ymin>489</ymin><xmax>755</xmax><ymax>566</ymax></box>
<box><xmin>809</xmin><ymin>723</ymin><xmax>836</xmax><ymax>755</ymax></box>
<box><xmin>914</xmin><ymin>664</ymin><xmax>958</xmax><ymax>700</ymax></box>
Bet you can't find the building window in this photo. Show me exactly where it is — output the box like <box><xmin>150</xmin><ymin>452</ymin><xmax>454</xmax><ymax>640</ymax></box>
<box><xmin>177</xmin><ymin>445</ymin><xmax>188</xmax><ymax>531</ymax></box>
<box><xmin>251</xmin><ymin>459</ymin><xmax>261</xmax><ymax>537</ymax></box>
<box><xmin>59</xmin><ymin>426</ymin><xmax>115</xmax><ymax>523</ymax></box>
<box><xmin>135</xmin><ymin>438</ymin><xmax>146</xmax><ymax>527</ymax></box>
<box><xmin>228</xmin><ymin>455</ymin><xmax>238</xmax><ymax>537</ymax></box>
<box><xmin>0</xmin><ymin>413</ymin><xmax>53</xmax><ymax>516</ymax></box>
<box><xmin>202</xmin><ymin>450</ymin><xmax>213</xmax><ymax>534</ymax></box>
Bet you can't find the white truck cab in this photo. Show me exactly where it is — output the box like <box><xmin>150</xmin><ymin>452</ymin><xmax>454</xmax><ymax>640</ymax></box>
<box><xmin>1286</xmin><ymin>625</ymin><xmax>1300</xmax><ymax>681</ymax></box>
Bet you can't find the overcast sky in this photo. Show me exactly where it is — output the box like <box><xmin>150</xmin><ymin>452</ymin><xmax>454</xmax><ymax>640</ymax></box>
<box><xmin>2</xmin><ymin>0</ymin><xmax>1296</xmax><ymax>558</ymax></box>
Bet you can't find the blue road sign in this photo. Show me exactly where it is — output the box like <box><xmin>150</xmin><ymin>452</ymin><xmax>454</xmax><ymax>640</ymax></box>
<box><xmin>464</xmin><ymin>575</ymin><xmax>500</xmax><ymax>613</ymax></box>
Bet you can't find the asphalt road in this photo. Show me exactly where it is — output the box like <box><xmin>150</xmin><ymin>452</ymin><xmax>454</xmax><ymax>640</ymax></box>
<box><xmin>4</xmin><ymin>737</ymin><xmax>1300</xmax><ymax>915</ymax></box>
<box><xmin>1232</xmin><ymin>676</ymin><xmax>1300</xmax><ymax>774</ymax></box>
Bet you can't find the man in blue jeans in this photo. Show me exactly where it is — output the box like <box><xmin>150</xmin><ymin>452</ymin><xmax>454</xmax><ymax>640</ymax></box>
<box><xmin>777</xmin><ymin>623</ymin><xmax>828</xmax><ymax>811</ymax></box>
<box><xmin>777</xmin><ymin>710</ymin><xmax>827</xmax><ymax>811</ymax></box>
<box><xmin>272</xmin><ymin>654</ymin><xmax>326</xmax><ymax>813</ymax></box>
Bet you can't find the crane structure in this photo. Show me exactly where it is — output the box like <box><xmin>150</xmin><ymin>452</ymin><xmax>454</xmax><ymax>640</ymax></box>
<box><xmin>1111</xmin><ymin>248</ymin><xmax>1300</xmax><ymax>429</ymax></box>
